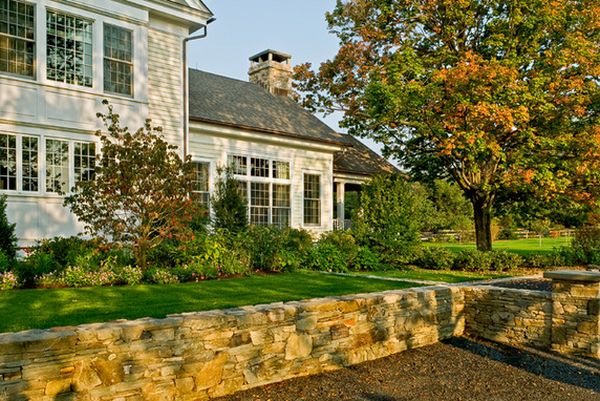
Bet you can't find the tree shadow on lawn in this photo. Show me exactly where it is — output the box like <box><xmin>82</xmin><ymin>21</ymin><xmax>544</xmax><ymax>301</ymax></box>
<box><xmin>445</xmin><ymin>337</ymin><xmax>600</xmax><ymax>392</ymax></box>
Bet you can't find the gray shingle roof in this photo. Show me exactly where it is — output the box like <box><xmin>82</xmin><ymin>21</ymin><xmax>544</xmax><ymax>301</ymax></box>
<box><xmin>188</xmin><ymin>69</ymin><xmax>344</xmax><ymax>144</ymax></box>
<box><xmin>334</xmin><ymin>135</ymin><xmax>398</xmax><ymax>176</ymax></box>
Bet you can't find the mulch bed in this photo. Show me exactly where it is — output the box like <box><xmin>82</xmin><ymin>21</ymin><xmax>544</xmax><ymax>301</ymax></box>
<box><xmin>486</xmin><ymin>278</ymin><xmax>553</xmax><ymax>292</ymax></box>
<box><xmin>215</xmin><ymin>338</ymin><xmax>600</xmax><ymax>401</ymax></box>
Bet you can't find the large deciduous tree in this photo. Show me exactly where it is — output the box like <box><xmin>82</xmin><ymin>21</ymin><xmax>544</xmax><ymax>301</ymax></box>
<box><xmin>65</xmin><ymin>102</ymin><xmax>199</xmax><ymax>270</ymax></box>
<box><xmin>295</xmin><ymin>0</ymin><xmax>600</xmax><ymax>250</ymax></box>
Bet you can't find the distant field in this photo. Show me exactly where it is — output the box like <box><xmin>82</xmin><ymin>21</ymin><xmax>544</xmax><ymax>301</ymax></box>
<box><xmin>426</xmin><ymin>237</ymin><xmax>572</xmax><ymax>256</ymax></box>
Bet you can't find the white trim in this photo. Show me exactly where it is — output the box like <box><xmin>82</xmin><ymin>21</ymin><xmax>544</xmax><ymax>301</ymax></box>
<box><xmin>301</xmin><ymin>171</ymin><xmax>323</xmax><ymax>228</ymax></box>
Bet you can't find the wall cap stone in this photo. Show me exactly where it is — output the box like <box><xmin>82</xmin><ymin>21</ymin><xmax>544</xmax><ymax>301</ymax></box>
<box><xmin>544</xmin><ymin>270</ymin><xmax>600</xmax><ymax>282</ymax></box>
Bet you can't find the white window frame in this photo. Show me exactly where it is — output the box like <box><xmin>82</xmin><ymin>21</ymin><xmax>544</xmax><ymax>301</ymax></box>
<box><xmin>0</xmin><ymin>130</ymin><xmax>97</xmax><ymax>197</ymax></box>
<box><xmin>191</xmin><ymin>159</ymin><xmax>211</xmax><ymax>210</ymax></box>
<box><xmin>0</xmin><ymin>0</ymin><xmax>36</xmax><ymax>79</ymax></box>
<box><xmin>302</xmin><ymin>172</ymin><xmax>322</xmax><ymax>227</ymax></box>
<box><xmin>227</xmin><ymin>153</ymin><xmax>292</xmax><ymax>227</ymax></box>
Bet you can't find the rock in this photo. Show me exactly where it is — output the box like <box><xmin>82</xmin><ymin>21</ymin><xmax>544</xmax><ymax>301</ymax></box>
<box><xmin>285</xmin><ymin>333</ymin><xmax>313</xmax><ymax>360</ymax></box>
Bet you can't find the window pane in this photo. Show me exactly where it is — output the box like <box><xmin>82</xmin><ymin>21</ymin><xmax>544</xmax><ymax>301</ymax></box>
<box><xmin>0</xmin><ymin>134</ymin><xmax>16</xmax><ymax>190</ymax></box>
<box><xmin>228</xmin><ymin>155</ymin><xmax>247</xmax><ymax>175</ymax></box>
<box><xmin>74</xmin><ymin>141</ymin><xmax>95</xmax><ymax>183</ymax></box>
<box><xmin>103</xmin><ymin>24</ymin><xmax>133</xmax><ymax>95</ymax></box>
<box><xmin>250</xmin><ymin>157</ymin><xmax>269</xmax><ymax>177</ymax></box>
<box><xmin>46</xmin><ymin>10</ymin><xmax>93</xmax><ymax>87</ymax></box>
<box><xmin>46</xmin><ymin>138</ymin><xmax>69</xmax><ymax>193</ymax></box>
<box><xmin>273</xmin><ymin>161</ymin><xmax>290</xmax><ymax>179</ymax></box>
<box><xmin>192</xmin><ymin>161</ymin><xmax>210</xmax><ymax>209</ymax></box>
<box><xmin>22</xmin><ymin>135</ymin><xmax>38</xmax><ymax>191</ymax></box>
<box><xmin>0</xmin><ymin>0</ymin><xmax>34</xmax><ymax>77</ymax></box>
<box><xmin>303</xmin><ymin>174</ymin><xmax>320</xmax><ymax>225</ymax></box>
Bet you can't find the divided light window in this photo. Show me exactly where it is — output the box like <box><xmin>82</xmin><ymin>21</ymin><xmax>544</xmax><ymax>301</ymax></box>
<box><xmin>303</xmin><ymin>174</ymin><xmax>321</xmax><ymax>225</ymax></box>
<box><xmin>22</xmin><ymin>135</ymin><xmax>38</xmax><ymax>191</ymax></box>
<box><xmin>0</xmin><ymin>0</ymin><xmax>35</xmax><ymax>77</ymax></box>
<box><xmin>46</xmin><ymin>10</ymin><xmax>93</xmax><ymax>87</ymax></box>
<box><xmin>74</xmin><ymin>141</ymin><xmax>95</xmax><ymax>183</ymax></box>
<box><xmin>45</xmin><ymin>138</ymin><xmax>68</xmax><ymax>193</ymax></box>
<box><xmin>103</xmin><ymin>24</ymin><xmax>133</xmax><ymax>96</ymax></box>
<box><xmin>192</xmin><ymin>161</ymin><xmax>210</xmax><ymax>209</ymax></box>
<box><xmin>229</xmin><ymin>154</ymin><xmax>291</xmax><ymax>227</ymax></box>
<box><xmin>0</xmin><ymin>134</ymin><xmax>16</xmax><ymax>190</ymax></box>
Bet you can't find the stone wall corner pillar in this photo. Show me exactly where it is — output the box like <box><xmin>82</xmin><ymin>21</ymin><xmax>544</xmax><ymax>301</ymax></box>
<box><xmin>544</xmin><ymin>270</ymin><xmax>600</xmax><ymax>358</ymax></box>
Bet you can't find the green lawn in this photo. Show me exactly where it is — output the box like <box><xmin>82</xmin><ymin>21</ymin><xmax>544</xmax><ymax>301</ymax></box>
<box><xmin>426</xmin><ymin>237</ymin><xmax>572</xmax><ymax>256</ymax></box>
<box><xmin>0</xmin><ymin>270</ymin><xmax>417</xmax><ymax>334</ymax></box>
<box><xmin>358</xmin><ymin>268</ymin><xmax>510</xmax><ymax>283</ymax></box>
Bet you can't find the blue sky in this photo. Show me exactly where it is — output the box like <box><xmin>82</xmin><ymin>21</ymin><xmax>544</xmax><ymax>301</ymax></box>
<box><xmin>188</xmin><ymin>0</ymin><xmax>388</xmax><ymax>159</ymax></box>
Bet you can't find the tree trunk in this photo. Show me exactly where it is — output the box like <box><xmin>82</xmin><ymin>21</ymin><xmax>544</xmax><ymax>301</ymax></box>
<box><xmin>472</xmin><ymin>195</ymin><xmax>493</xmax><ymax>251</ymax></box>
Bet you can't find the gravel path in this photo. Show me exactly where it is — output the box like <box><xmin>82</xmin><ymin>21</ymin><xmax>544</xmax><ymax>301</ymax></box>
<box><xmin>215</xmin><ymin>338</ymin><xmax>600</xmax><ymax>401</ymax></box>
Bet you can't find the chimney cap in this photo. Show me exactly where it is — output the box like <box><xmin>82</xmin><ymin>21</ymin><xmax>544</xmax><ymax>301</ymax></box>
<box><xmin>249</xmin><ymin>49</ymin><xmax>292</xmax><ymax>63</ymax></box>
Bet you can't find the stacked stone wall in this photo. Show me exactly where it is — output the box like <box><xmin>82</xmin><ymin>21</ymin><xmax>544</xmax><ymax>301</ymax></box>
<box><xmin>0</xmin><ymin>286</ymin><xmax>464</xmax><ymax>401</ymax></box>
<box><xmin>462</xmin><ymin>286</ymin><xmax>552</xmax><ymax>349</ymax></box>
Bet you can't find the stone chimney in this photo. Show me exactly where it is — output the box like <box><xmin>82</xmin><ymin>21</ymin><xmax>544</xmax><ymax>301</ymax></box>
<box><xmin>248</xmin><ymin>49</ymin><xmax>293</xmax><ymax>97</ymax></box>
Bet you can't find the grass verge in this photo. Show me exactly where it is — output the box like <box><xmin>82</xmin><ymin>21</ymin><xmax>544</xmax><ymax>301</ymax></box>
<box><xmin>358</xmin><ymin>268</ymin><xmax>512</xmax><ymax>283</ymax></box>
<box><xmin>425</xmin><ymin>238</ymin><xmax>572</xmax><ymax>256</ymax></box>
<box><xmin>0</xmin><ymin>270</ymin><xmax>417</xmax><ymax>334</ymax></box>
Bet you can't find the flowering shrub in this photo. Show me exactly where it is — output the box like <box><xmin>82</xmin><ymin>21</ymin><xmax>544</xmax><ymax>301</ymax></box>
<box><xmin>0</xmin><ymin>271</ymin><xmax>17</xmax><ymax>290</ymax></box>
<box><xmin>145</xmin><ymin>268</ymin><xmax>180</xmax><ymax>285</ymax></box>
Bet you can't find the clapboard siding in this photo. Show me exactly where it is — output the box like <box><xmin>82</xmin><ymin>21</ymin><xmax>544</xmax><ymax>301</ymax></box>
<box><xmin>190</xmin><ymin>128</ymin><xmax>335</xmax><ymax>234</ymax></box>
<box><xmin>147</xmin><ymin>16</ymin><xmax>187</xmax><ymax>149</ymax></box>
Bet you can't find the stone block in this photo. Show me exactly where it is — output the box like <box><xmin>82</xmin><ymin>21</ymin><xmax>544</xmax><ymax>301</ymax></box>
<box><xmin>284</xmin><ymin>333</ymin><xmax>313</xmax><ymax>360</ymax></box>
<box><xmin>194</xmin><ymin>352</ymin><xmax>228</xmax><ymax>390</ymax></box>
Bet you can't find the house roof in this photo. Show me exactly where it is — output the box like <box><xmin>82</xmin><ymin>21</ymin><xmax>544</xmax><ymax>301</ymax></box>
<box><xmin>188</xmin><ymin>68</ymin><xmax>397</xmax><ymax>177</ymax></box>
<box><xmin>188</xmin><ymin>69</ymin><xmax>345</xmax><ymax>145</ymax></box>
<box><xmin>334</xmin><ymin>135</ymin><xmax>398</xmax><ymax>176</ymax></box>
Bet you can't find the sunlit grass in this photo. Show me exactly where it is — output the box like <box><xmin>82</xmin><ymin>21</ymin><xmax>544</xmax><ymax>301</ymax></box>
<box><xmin>357</xmin><ymin>268</ymin><xmax>511</xmax><ymax>283</ymax></box>
<box><xmin>0</xmin><ymin>270</ymin><xmax>417</xmax><ymax>333</ymax></box>
<box><xmin>425</xmin><ymin>237</ymin><xmax>571</xmax><ymax>256</ymax></box>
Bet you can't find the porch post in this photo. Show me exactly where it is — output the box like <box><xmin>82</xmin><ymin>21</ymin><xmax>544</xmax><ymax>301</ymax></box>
<box><xmin>336</xmin><ymin>181</ymin><xmax>345</xmax><ymax>229</ymax></box>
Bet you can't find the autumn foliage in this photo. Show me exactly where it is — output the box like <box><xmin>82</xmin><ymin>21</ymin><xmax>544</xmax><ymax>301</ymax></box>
<box><xmin>295</xmin><ymin>0</ymin><xmax>600</xmax><ymax>250</ymax></box>
<box><xmin>65</xmin><ymin>102</ymin><xmax>199</xmax><ymax>269</ymax></box>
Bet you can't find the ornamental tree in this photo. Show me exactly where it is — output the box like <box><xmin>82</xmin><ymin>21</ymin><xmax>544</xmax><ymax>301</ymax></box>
<box><xmin>295</xmin><ymin>0</ymin><xmax>600</xmax><ymax>250</ymax></box>
<box><xmin>65</xmin><ymin>102</ymin><xmax>199</xmax><ymax>270</ymax></box>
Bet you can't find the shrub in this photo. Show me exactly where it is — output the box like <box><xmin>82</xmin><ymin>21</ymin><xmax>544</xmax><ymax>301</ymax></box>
<box><xmin>415</xmin><ymin>247</ymin><xmax>455</xmax><ymax>270</ymax></box>
<box><xmin>145</xmin><ymin>268</ymin><xmax>180</xmax><ymax>284</ymax></box>
<box><xmin>0</xmin><ymin>195</ymin><xmax>17</xmax><ymax>261</ymax></box>
<box><xmin>571</xmin><ymin>227</ymin><xmax>600</xmax><ymax>264</ymax></box>
<box><xmin>59</xmin><ymin>265</ymin><xmax>117</xmax><ymax>288</ymax></box>
<box><xmin>489</xmin><ymin>251</ymin><xmax>523</xmax><ymax>272</ymax></box>
<box><xmin>14</xmin><ymin>252</ymin><xmax>58</xmax><ymax>287</ymax></box>
<box><xmin>305</xmin><ymin>242</ymin><xmax>348</xmax><ymax>272</ymax></box>
<box><xmin>113</xmin><ymin>266</ymin><xmax>144</xmax><ymax>286</ymax></box>
<box><xmin>211</xmin><ymin>167</ymin><xmax>248</xmax><ymax>234</ymax></box>
<box><xmin>35</xmin><ymin>237</ymin><xmax>93</xmax><ymax>268</ymax></box>
<box><xmin>0</xmin><ymin>250</ymin><xmax>11</xmax><ymax>273</ymax></box>
<box><xmin>354</xmin><ymin>246</ymin><xmax>384</xmax><ymax>271</ymax></box>
<box><xmin>353</xmin><ymin>175</ymin><xmax>430</xmax><ymax>264</ymax></box>
<box><xmin>319</xmin><ymin>230</ymin><xmax>359</xmax><ymax>264</ymax></box>
<box><xmin>452</xmin><ymin>249</ymin><xmax>492</xmax><ymax>271</ymax></box>
<box><xmin>0</xmin><ymin>271</ymin><xmax>17</xmax><ymax>290</ymax></box>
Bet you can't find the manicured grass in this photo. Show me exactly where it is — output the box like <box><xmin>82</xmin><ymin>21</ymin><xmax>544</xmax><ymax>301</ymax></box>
<box><xmin>0</xmin><ymin>270</ymin><xmax>417</xmax><ymax>334</ymax></box>
<box><xmin>359</xmin><ymin>268</ymin><xmax>511</xmax><ymax>283</ymax></box>
<box><xmin>426</xmin><ymin>237</ymin><xmax>572</xmax><ymax>256</ymax></box>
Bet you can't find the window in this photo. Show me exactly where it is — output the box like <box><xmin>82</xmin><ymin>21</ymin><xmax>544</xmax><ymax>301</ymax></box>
<box><xmin>46</xmin><ymin>10</ymin><xmax>93</xmax><ymax>87</ymax></box>
<box><xmin>250</xmin><ymin>182</ymin><xmax>269</xmax><ymax>225</ymax></box>
<box><xmin>21</xmin><ymin>135</ymin><xmax>38</xmax><ymax>191</ymax></box>
<box><xmin>0</xmin><ymin>0</ymin><xmax>35</xmax><ymax>77</ymax></box>
<box><xmin>74</xmin><ymin>141</ymin><xmax>95</xmax><ymax>183</ymax></box>
<box><xmin>230</xmin><ymin>154</ymin><xmax>291</xmax><ymax>227</ymax></box>
<box><xmin>303</xmin><ymin>174</ymin><xmax>320</xmax><ymax>225</ymax></box>
<box><xmin>228</xmin><ymin>155</ymin><xmax>246</xmax><ymax>175</ymax></box>
<box><xmin>0</xmin><ymin>134</ymin><xmax>16</xmax><ymax>190</ymax></box>
<box><xmin>104</xmin><ymin>24</ymin><xmax>132</xmax><ymax>95</ymax></box>
<box><xmin>272</xmin><ymin>184</ymin><xmax>290</xmax><ymax>227</ymax></box>
<box><xmin>192</xmin><ymin>161</ymin><xmax>210</xmax><ymax>209</ymax></box>
<box><xmin>273</xmin><ymin>161</ymin><xmax>290</xmax><ymax>179</ymax></box>
<box><xmin>250</xmin><ymin>157</ymin><xmax>269</xmax><ymax>177</ymax></box>
<box><xmin>46</xmin><ymin>138</ymin><xmax>68</xmax><ymax>193</ymax></box>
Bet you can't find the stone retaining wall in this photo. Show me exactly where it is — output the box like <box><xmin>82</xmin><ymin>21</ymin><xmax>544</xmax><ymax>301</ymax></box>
<box><xmin>462</xmin><ymin>286</ymin><xmax>552</xmax><ymax>349</ymax></box>
<box><xmin>0</xmin><ymin>286</ymin><xmax>464</xmax><ymax>401</ymax></box>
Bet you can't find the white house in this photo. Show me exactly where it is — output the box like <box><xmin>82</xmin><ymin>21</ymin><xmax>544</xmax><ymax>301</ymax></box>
<box><xmin>0</xmin><ymin>0</ymin><xmax>394</xmax><ymax>244</ymax></box>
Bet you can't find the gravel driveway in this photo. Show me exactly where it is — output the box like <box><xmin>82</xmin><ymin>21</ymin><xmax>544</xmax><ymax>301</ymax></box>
<box><xmin>215</xmin><ymin>337</ymin><xmax>600</xmax><ymax>401</ymax></box>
